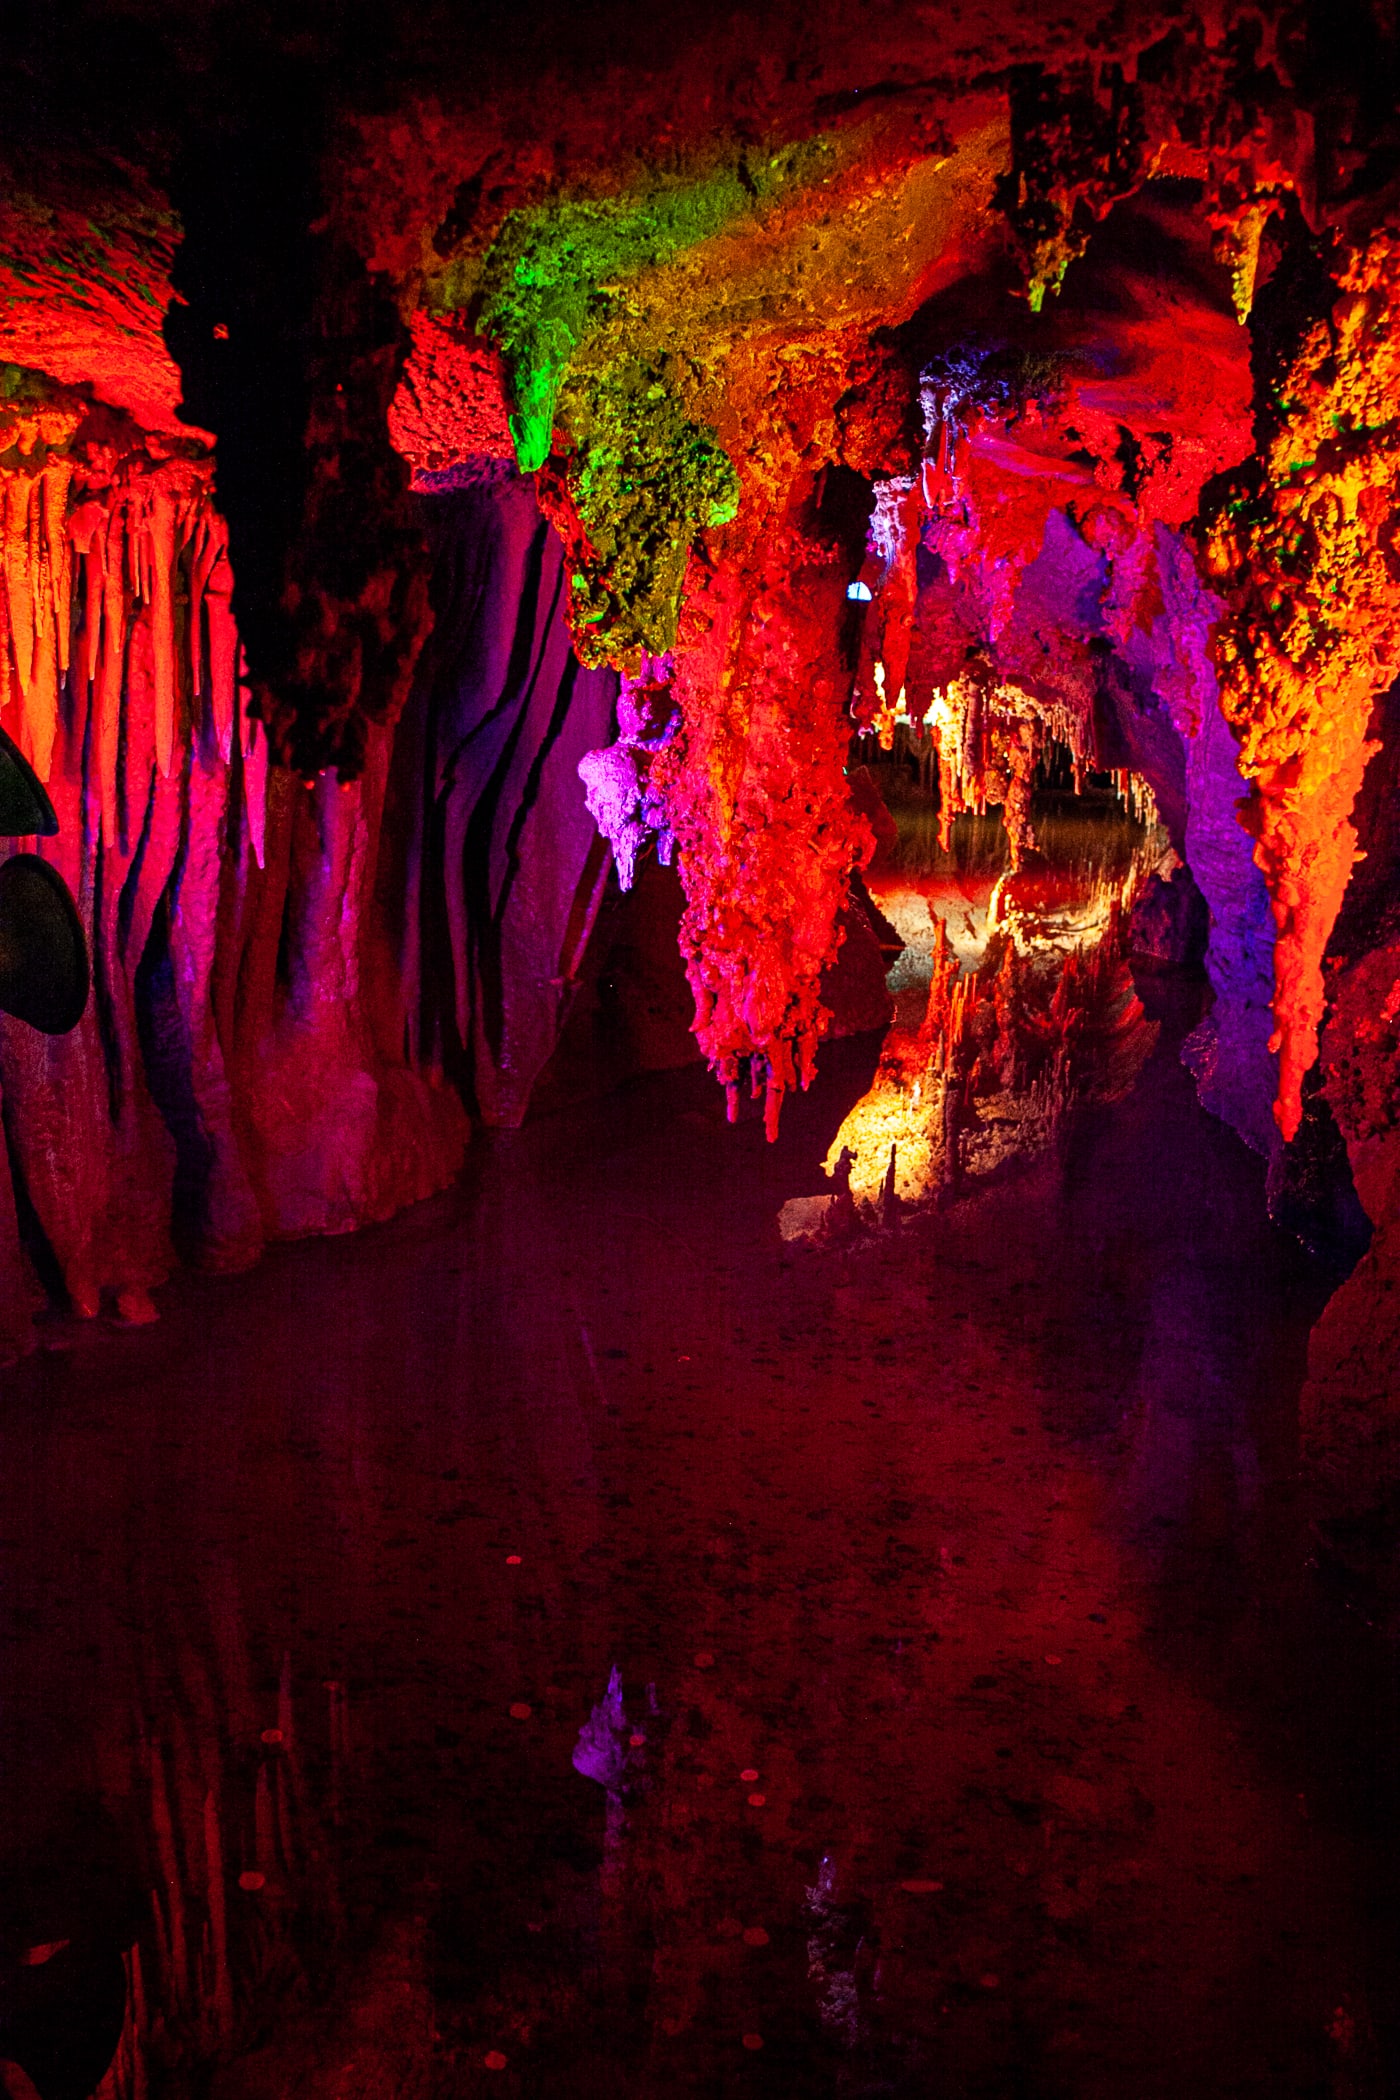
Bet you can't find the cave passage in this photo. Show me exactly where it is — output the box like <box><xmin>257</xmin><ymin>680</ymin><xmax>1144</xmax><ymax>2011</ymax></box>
<box><xmin>810</xmin><ymin>743</ymin><xmax>1171</xmax><ymax>1214</ymax></box>
<box><xmin>2</xmin><ymin>1017</ymin><xmax>1394</xmax><ymax>2098</ymax></box>
<box><xmin>6</xmin><ymin>5</ymin><xmax>1400</xmax><ymax>2094</ymax></box>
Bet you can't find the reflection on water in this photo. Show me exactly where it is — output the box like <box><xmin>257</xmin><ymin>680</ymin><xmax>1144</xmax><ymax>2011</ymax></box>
<box><xmin>814</xmin><ymin>774</ymin><xmax>1168</xmax><ymax>1217</ymax></box>
<box><xmin>0</xmin><ymin>1022</ymin><xmax>1385</xmax><ymax>2099</ymax></box>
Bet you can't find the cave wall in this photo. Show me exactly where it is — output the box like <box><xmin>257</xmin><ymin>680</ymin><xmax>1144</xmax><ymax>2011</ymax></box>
<box><xmin>0</xmin><ymin>432</ymin><xmax>665</xmax><ymax>1350</ymax></box>
<box><xmin>399</xmin><ymin>467</ymin><xmax>619</xmax><ymax>1127</ymax></box>
<box><xmin>0</xmin><ymin>409</ymin><xmax>469</xmax><ymax>1349</ymax></box>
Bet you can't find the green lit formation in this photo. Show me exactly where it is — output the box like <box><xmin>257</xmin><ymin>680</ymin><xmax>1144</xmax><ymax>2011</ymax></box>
<box><xmin>560</xmin><ymin>356</ymin><xmax>739</xmax><ymax>663</ymax></box>
<box><xmin>0</xmin><ymin>364</ymin><xmax>58</xmax><ymax>408</ymax></box>
<box><xmin>475</xmin><ymin>180</ymin><xmax>737</xmax><ymax>474</ymax></box>
<box><xmin>441</xmin><ymin>140</ymin><xmax>833</xmax><ymax>663</ymax></box>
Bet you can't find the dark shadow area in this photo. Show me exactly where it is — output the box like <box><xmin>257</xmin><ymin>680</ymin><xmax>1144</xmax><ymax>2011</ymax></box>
<box><xmin>133</xmin><ymin>901</ymin><xmax>215</xmax><ymax>1267</ymax></box>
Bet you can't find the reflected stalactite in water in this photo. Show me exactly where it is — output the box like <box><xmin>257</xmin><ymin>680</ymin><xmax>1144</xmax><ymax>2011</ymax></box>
<box><xmin>812</xmin><ymin>773</ymin><xmax>1166</xmax><ymax>1219</ymax></box>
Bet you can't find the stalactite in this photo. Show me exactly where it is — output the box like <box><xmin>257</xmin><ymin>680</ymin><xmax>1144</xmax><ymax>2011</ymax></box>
<box><xmin>0</xmin><ymin>455</ymin><xmax>77</xmax><ymax>783</ymax></box>
<box><xmin>850</xmin><ymin>344</ymin><xmax>1117</xmax><ymax>855</ymax></box>
<box><xmin>649</xmin><ymin>527</ymin><xmax>875</xmax><ymax>1140</ymax></box>
<box><xmin>0</xmin><ymin>387</ymin><xmax>467</xmax><ymax>1343</ymax></box>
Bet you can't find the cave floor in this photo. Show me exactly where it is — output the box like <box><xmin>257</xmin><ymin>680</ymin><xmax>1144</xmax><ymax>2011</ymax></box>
<box><xmin>5</xmin><ymin>990</ymin><xmax>1398</xmax><ymax>2099</ymax></box>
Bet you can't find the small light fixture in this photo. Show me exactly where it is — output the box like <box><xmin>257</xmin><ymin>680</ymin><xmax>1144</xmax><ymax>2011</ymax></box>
<box><xmin>847</xmin><ymin>579</ymin><xmax>872</xmax><ymax>601</ymax></box>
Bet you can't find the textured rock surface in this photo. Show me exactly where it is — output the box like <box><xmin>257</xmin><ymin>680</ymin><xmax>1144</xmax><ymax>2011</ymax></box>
<box><xmin>399</xmin><ymin>471</ymin><xmax>619</xmax><ymax>1126</ymax></box>
<box><xmin>0</xmin><ymin>396</ymin><xmax>466</xmax><ymax>1348</ymax></box>
<box><xmin>655</xmin><ymin>531</ymin><xmax>876</xmax><ymax>1137</ymax></box>
<box><xmin>1204</xmin><ymin>230</ymin><xmax>1400</xmax><ymax>1142</ymax></box>
<box><xmin>5</xmin><ymin>9</ymin><xmax>1400</xmax><ymax>2093</ymax></box>
<box><xmin>1291</xmin><ymin>662</ymin><xmax>1400</xmax><ymax>1529</ymax></box>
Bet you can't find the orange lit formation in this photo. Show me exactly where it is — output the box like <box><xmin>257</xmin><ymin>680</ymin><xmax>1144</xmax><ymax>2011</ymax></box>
<box><xmin>3</xmin><ymin>15</ymin><xmax>1400</xmax><ymax>2094</ymax></box>
<box><xmin>0</xmin><ymin>381</ymin><xmax>247</xmax><ymax>828</ymax></box>
<box><xmin>1206</xmin><ymin>228</ymin><xmax>1400</xmax><ymax>1140</ymax></box>
<box><xmin>822</xmin><ymin>830</ymin><xmax>1161</xmax><ymax>1213</ymax></box>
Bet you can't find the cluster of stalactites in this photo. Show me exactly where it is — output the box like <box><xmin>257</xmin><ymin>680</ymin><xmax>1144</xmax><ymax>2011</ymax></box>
<box><xmin>860</xmin><ymin>671</ymin><xmax>1102</xmax><ymax>870</ymax></box>
<box><xmin>849</xmin><ymin>375</ymin><xmax>1102</xmax><ymax>869</ymax></box>
<box><xmin>0</xmin><ymin>430</ymin><xmax>266</xmax><ymax>862</ymax></box>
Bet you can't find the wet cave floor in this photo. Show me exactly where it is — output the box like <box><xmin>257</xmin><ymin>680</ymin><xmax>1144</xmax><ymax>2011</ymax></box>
<box><xmin>5</xmin><ymin>986</ymin><xmax>1399</xmax><ymax>2099</ymax></box>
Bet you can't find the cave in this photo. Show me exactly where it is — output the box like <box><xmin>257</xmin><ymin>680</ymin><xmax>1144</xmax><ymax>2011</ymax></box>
<box><xmin>2</xmin><ymin>2</ymin><xmax>1400</xmax><ymax>2093</ymax></box>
